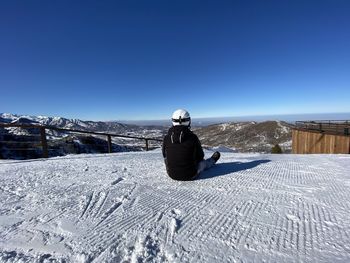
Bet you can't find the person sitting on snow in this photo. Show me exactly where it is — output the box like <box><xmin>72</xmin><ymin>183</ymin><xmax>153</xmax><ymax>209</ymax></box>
<box><xmin>162</xmin><ymin>109</ymin><xmax>220</xmax><ymax>180</ymax></box>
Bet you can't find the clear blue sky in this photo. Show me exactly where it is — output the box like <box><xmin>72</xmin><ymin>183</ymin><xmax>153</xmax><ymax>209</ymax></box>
<box><xmin>0</xmin><ymin>0</ymin><xmax>349</xmax><ymax>120</ymax></box>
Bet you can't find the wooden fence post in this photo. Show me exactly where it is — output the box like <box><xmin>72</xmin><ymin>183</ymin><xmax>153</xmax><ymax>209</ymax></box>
<box><xmin>145</xmin><ymin>139</ymin><xmax>149</xmax><ymax>151</ymax></box>
<box><xmin>107</xmin><ymin>135</ymin><xmax>112</xmax><ymax>153</ymax></box>
<box><xmin>40</xmin><ymin>127</ymin><xmax>48</xmax><ymax>158</ymax></box>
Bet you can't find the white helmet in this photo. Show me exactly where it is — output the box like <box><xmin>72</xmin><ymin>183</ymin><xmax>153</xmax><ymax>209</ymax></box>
<box><xmin>172</xmin><ymin>109</ymin><xmax>191</xmax><ymax>126</ymax></box>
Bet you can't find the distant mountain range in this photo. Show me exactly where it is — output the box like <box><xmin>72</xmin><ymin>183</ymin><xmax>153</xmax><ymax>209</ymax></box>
<box><xmin>0</xmin><ymin>113</ymin><xmax>149</xmax><ymax>133</ymax></box>
<box><xmin>0</xmin><ymin>113</ymin><xmax>166</xmax><ymax>159</ymax></box>
<box><xmin>1</xmin><ymin>113</ymin><xmax>294</xmax><ymax>159</ymax></box>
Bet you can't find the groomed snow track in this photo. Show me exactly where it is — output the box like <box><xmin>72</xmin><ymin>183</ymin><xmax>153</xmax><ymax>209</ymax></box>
<box><xmin>0</xmin><ymin>150</ymin><xmax>350</xmax><ymax>262</ymax></box>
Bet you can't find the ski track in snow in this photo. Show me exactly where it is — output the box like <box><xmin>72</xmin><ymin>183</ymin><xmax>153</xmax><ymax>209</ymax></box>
<box><xmin>0</xmin><ymin>150</ymin><xmax>350</xmax><ymax>262</ymax></box>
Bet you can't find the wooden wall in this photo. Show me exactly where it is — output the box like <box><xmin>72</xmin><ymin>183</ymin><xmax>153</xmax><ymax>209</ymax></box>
<box><xmin>292</xmin><ymin>129</ymin><xmax>350</xmax><ymax>154</ymax></box>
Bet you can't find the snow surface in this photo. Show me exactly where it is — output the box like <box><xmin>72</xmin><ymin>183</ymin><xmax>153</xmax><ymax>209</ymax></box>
<box><xmin>1</xmin><ymin>151</ymin><xmax>350</xmax><ymax>262</ymax></box>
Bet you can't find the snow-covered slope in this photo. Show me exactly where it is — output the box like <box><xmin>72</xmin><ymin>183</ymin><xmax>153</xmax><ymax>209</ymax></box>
<box><xmin>1</xmin><ymin>151</ymin><xmax>350</xmax><ymax>262</ymax></box>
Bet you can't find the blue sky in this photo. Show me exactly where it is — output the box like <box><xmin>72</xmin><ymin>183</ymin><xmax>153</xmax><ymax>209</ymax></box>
<box><xmin>0</xmin><ymin>0</ymin><xmax>349</xmax><ymax>120</ymax></box>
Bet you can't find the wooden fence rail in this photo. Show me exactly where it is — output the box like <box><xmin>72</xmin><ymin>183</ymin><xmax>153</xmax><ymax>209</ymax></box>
<box><xmin>295</xmin><ymin>121</ymin><xmax>350</xmax><ymax>136</ymax></box>
<box><xmin>0</xmin><ymin>123</ymin><xmax>163</xmax><ymax>158</ymax></box>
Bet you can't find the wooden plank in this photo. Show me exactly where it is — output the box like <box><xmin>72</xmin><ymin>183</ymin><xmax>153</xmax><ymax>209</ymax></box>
<box><xmin>315</xmin><ymin>133</ymin><xmax>321</xmax><ymax>153</ymax></box>
<box><xmin>320</xmin><ymin>133</ymin><xmax>325</xmax><ymax>153</ymax></box>
<box><xmin>326</xmin><ymin>135</ymin><xmax>330</xmax><ymax>153</ymax></box>
<box><xmin>329</xmin><ymin>135</ymin><xmax>335</xmax><ymax>154</ymax></box>
<box><xmin>292</xmin><ymin>130</ymin><xmax>297</xmax><ymax>153</ymax></box>
<box><xmin>306</xmin><ymin>131</ymin><xmax>311</xmax><ymax>153</ymax></box>
<box><xmin>107</xmin><ymin>135</ymin><xmax>112</xmax><ymax>153</ymax></box>
<box><xmin>40</xmin><ymin>127</ymin><xmax>48</xmax><ymax>158</ymax></box>
<box><xmin>343</xmin><ymin>137</ymin><xmax>349</xmax><ymax>153</ymax></box>
<box><xmin>145</xmin><ymin>139</ymin><xmax>149</xmax><ymax>151</ymax></box>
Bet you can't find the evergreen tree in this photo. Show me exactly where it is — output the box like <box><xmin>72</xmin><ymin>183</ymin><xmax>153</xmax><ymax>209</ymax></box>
<box><xmin>271</xmin><ymin>144</ymin><xmax>282</xmax><ymax>154</ymax></box>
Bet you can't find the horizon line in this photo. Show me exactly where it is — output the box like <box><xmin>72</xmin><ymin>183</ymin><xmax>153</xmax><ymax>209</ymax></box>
<box><xmin>116</xmin><ymin>111</ymin><xmax>350</xmax><ymax>122</ymax></box>
<box><xmin>1</xmin><ymin>111</ymin><xmax>350</xmax><ymax>123</ymax></box>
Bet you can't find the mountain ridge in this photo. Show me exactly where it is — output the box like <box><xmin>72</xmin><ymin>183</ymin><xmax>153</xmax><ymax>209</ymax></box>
<box><xmin>194</xmin><ymin>120</ymin><xmax>293</xmax><ymax>153</ymax></box>
<box><xmin>0</xmin><ymin>113</ymin><xmax>133</xmax><ymax>133</ymax></box>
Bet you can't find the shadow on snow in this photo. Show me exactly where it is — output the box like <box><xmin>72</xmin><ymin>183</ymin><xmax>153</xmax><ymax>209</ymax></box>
<box><xmin>199</xmin><ymin>159</ymin><xmax>271</xmax><ymax>180</ymax></box>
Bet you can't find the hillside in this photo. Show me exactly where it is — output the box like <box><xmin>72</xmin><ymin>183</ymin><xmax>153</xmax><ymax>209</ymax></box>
<box><xmin>194</xmin><ymin>121</ymin><xmax>293</xmax><ymax>153</ymax></box>
<box><xmin>0</xmin><ymin>151</ymin><xmax>349</xmax><ymax>262</ymax></box>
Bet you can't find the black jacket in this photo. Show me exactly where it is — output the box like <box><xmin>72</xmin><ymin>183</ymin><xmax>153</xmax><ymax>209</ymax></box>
<box><xmin>162</xmin><ymin>125</ymin><xmax>204</xmax><ymax>180</ymax></box>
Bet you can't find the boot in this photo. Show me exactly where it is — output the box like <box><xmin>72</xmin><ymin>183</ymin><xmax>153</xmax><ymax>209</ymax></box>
<box><xmin>211</xmin><ymin>151</ymin><xmax>220</xmax><ymax>163</ymax></box>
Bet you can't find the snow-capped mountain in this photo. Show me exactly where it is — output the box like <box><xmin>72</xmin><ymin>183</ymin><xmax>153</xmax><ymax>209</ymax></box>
<box><xmin>0</xmin><ymin>113</ymin><xmax>167</xmax><ymax>159</ymax></box>
<box><xmin>1</xmin><ymin>113</ymin><xmax>131</xmax><ymax>133</ymax></box>
<box><xmin>0</xmin><ymin>113</ymin><xmax>168</xmax><ymax>138</ymax></box>
<box><xmin>194</xmin><ymin>121</ymin><xmax>293</xmax><ymax>153</ymax></box>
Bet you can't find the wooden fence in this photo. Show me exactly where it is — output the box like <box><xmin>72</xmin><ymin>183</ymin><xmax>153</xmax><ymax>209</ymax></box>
<box><xmin>292</xmin><ymin>121</ymin><xmax>350</xmax><ymax>154</ymax></box>
<box><xmin>0</xmin><ymin>123</ymin><xmax>163</xmax><ymax>158</ymax></box>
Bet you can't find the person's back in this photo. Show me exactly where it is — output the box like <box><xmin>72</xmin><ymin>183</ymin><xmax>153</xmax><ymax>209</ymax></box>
<box><xmin>162</xmin><ymin>109</ymin><xmax>220</xmax><ymax>180</ymax></box>
<box><xmin>163</xmin><ymin>125</ymin><xmax>204</xmax><ymax>180</ymax></box>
